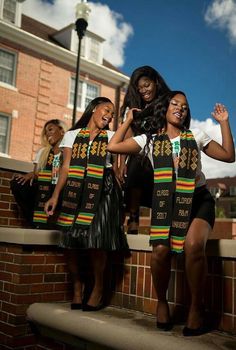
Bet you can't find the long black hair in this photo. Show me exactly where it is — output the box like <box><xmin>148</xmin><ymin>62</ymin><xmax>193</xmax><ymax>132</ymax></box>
<box><xmin>135</xmin><ymin>91</ymin><xmax>191</xmax><ymax>156</ymax></box>
<box><xmin>71</xmin><ymin>97</ymin><xmax>113</xmax><ymax>130</ymax></box>
<box><xmin>120</xmin><ymin>65</ymin><xmax>170</xmax><ymax>118</ymax></box>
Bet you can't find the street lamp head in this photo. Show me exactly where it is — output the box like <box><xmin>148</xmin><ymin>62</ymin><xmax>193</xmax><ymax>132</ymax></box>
<box><xmin>75</xmin><ymin>1</ymin><xmax>91</xmax><ymax>23</ymax></box>
<box><xmin>75</xmin><ymin>1</ymin><xmax>91</xmax><ymax>39</ymax></box>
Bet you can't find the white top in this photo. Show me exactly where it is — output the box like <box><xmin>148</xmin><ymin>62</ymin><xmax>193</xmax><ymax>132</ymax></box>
<box><xmin>33</xmin><ymin>148</ymin><xmax>44</xmax><ymax>164</ymax></box>
<box><xmin>133</xmin><ymin>128</ymin><xmax>212</xmax><ymax>187</ymax></box>
<box><xmin>33</xmin><ymin>147</ymin><xmax>61</xmax><ymax>185</ymax></box>
<box><xmin>60</xmin><ymin>129</ymin><xmax>115</xmax><ymax>168</ymax></box>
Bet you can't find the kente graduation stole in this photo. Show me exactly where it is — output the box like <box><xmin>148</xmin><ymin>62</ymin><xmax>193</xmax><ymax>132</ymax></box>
<box><xmin>150</xmin><ymin>130</ymin><xmax>198</xmax><ymax>253</ymax></box>
<box><xmin>33</xmin><ymin>149</ymin><xmax>55</xmax><ymax>226</ymax></box>
<box><xmin>57</xmin><ymin>128</ymin><xmax>108</xmax><ymax>229</ymax></box>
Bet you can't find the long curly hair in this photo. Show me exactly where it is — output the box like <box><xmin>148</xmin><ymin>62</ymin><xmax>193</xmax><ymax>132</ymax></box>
<box><xmin>134</xmin><ymin>91</ymin><xmax>191</xmax><ymax>157</ymax></box>
<box><xmin>71</xmin><ymin>97</ymin><xmax>113</xmax><ymax>130</ymax></box>
<box><xmin>120</xmin><ymin>66</ymin><xmax>170</xmax><ymax>136</ymax></box>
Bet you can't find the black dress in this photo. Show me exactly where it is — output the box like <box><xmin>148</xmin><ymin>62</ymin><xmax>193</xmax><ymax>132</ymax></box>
<box><xmin>59</xmin><ymin>169</ymin><xmax>128</xmax><ymax>251</ymax></box>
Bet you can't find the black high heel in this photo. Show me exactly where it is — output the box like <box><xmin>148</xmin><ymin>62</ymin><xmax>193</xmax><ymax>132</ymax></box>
<box><xmin>156</xmin><ymin>321</ymin><xmax>173</xmax><ymax>331</ymax></box>
<box><xmin>82</xmin><ymin>303</ymin><xmax>104</xmax><ymax>312</ymax></box>
<box><xmin>71</xmin><ymin>303</ymin><xmax>82</xmax><ymax>310</ymax></box>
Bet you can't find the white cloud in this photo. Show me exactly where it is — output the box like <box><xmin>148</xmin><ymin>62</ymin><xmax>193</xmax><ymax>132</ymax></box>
<box><xmin>22</xmin><ymin>0</ymin><xmax>133</xmax><ymax>67</ymax></box>
<box><xmin>191</xmin><ymin>118</ymin><xmax>236</xmax><ymax>179</ymax></box>
<box><xmin>204</xmin><ymin>0</ymin><xmax>236</xmax><ymax>44</ymax></box>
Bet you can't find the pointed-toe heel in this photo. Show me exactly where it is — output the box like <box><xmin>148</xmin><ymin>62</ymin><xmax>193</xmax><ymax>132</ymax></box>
<box><xmin>156</xmin><ymin>321</ymin><xmax>173</xmax><ymax>331</ymax></box>
<box><xmin>82</xmin><ymin>303</ymin><xmax>104</xmax><ymax>312</ymax></box>
<box><xmin>71</xmin><ymin>303</ymin><xmax>82</xmax><ymax>310</ymax></box>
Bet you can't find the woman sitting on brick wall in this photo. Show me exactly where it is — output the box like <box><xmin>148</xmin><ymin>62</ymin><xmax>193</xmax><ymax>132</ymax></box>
<box><xmin>10</xmin><ymin>119</ymin><xmax>67</xmax><ymax>227</ymax></box>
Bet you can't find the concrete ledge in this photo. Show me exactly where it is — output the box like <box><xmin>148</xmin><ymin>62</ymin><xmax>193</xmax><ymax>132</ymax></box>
<box><xmin>1</xmin><ymin>227</ymin><xmax>236</xmax><ymax>258</ymax></box>
<box><xmin>0</xmin><ymin>227</ymin><xmax>61</xmax><ymax>245</ymax></box>
<box><xmin>26</xmin><ymin>303</ymin><xmax>236</xmax><ymax>350</ymax></box>
<box><xmin>0</xmin><ymin>156</ymin><xmax>33</xmax><ymax>173</ymax></box>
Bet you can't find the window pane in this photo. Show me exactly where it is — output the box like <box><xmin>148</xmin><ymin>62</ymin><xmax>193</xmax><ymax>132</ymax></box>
<box><xmin>3</xmin><ymin>0</ymin><xmax>16</xmax><ymax>23</ymax></box>
<box><xmin>70</xmin><ymin>77</ymin><xmax>83</xmax><ymax>108</ymax></box>
<box><xmin>0</xmin><ymin>115</ymin><xmax>9</xmax><ymax>153</ymax></box>
<box><xmin>85</xmin><ymin>83</ymin><xmax>99</xmax><ymax>107</ymax></box>
<box><xmin>89</xmin><ymin>38</ymin><xmax>99</xmax><ymax>62</ymax></box>
<box><xmin>0</xmin><ymin>49</ymin><xmax>15</xmax><ymax>85</ymax></box>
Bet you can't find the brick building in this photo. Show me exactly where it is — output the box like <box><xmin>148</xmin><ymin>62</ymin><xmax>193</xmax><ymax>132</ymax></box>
<box><xmin>207</xmin><ymin>176</ymin><xmax>236</xmax><ymax>218</ymax></box>
<box><xmin>0</xmin><ymin>0</ymin><xmax>129</xmax><ymax>162</ymax></box>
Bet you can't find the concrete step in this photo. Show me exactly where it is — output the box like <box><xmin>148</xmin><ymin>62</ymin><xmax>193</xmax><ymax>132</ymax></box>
<box><xmin>27</xmin><ymin>303</ymin><xmax>236</xmax><ymax>350</ymax></box>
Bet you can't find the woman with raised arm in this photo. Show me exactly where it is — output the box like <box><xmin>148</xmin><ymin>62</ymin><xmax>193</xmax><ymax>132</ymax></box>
<box><xmin>108</xmin><ymin>91</ymin><xmax>235</xmax><ymax>335</ymax></box>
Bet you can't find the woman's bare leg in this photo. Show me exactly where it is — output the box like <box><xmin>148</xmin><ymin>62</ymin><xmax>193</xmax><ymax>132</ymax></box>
<box><xmin>150</xmin><ymin>245</ymin><xmax>171</xmax><ymax>323</ymax></box>
<box><xmin>87</xmin><ymin>249</ymin><xmax>107</xmax><ymax>306</ymax></box>
<box><xmin>65</xmin><ymin>249</ymin><xmax>83</xmax><ymax>304</ymax></box>
<box><xmin>184</xmin><ymin>218</ymin><xmax>211</xmax><ymax>329</ymax></box>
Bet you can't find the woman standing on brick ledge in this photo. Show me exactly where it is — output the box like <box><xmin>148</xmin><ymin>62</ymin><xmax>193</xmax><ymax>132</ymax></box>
<box><xmin>45</xmin><ymin>97</ymin><xmax>127</xmax><ymax>311</ymax></box>
<box><xmin>107</xmin><ymin>91</ymin><xmax>235</xmax><ymax>336</ymax></box>
<box><xmin>119</xmin><ymin>66</ymin><xmax>170</xmax><ymax>234</ymax></box>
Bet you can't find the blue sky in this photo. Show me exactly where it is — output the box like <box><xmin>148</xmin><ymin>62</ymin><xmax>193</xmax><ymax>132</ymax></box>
<box><xmin>92</xmin><ymin>1</ymin><xmax>236</xmax><ymax>136</ymax></box>
<box><xmin>23</xmin><ymin>0</ymin><xmax>236</xmax><ymax>177</ymax></box>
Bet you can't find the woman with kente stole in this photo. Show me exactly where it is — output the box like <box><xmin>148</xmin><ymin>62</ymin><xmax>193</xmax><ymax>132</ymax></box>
<box><xmin>107</xmin><ymin>90</ymin><xmax>235</xmax><ymax>335</ymax></box>
<box><xmin>45</xmin><ymin>97</ymin><xmax>127</xmax><ymax>311</ymax></box>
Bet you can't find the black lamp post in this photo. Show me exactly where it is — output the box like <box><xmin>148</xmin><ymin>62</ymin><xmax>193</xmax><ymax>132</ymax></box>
<box><xmin>72</xmin><ymin>1</ymin><xmax>91</xmax><ymax>126</ymax></box>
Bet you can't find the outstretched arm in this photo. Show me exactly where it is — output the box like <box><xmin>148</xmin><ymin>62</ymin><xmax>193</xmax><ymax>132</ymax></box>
<box><xmin>203</xmin><ymin>103</ymin><xmax>235</xmax><ymax>162</ymax></box>
<box><xmin>107</xmin><ymin>108</ymin><xmax>142</xmax><ymax>155</ymax></box>
<box><xmin>44</xmin><ymin>147</ymin><xmax>72</xmax><ymax>216</ymax></box>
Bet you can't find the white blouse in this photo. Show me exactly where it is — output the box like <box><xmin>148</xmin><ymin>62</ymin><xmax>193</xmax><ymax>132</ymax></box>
<box><xmin>133</xmin><ymin>128</ymin><xmax>212</xmax><ymax>188</ymax></box>
<box><xmin>60</xmin><ymin>128</ymin><xmax>115</xmax><ymax>168</ymax></box>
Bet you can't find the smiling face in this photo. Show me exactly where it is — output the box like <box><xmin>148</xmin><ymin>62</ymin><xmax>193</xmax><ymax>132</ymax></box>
<box><xmin>137</xmin><ymin>76</ymin><xmax>157</xmax><ymax>103</ymax></box>
<box><xmin>166</xmin><ymin>94</ymin><xmax>189</xmax><ymax>128</ymax></box>
<box><xmin>91</xmin><ymin>102</ymin><xmax>115</xmax><ymax>129</ymax></box>
<box><xmin>45</xmin><ymin>122</ymin><xmax>64</xmax><ymax>146</ymax></box>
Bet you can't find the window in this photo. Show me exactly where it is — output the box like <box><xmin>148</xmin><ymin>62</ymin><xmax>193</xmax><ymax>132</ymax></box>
<box><xmin>70</xmin><ymin>77</ymin><xmax>99</xmax><ymax>110</ymax></box>
<box><xmin>0</xmin><ymin>114</ymin><xmax>10</xmax><ymax>154</ymax></box>
<box><xmin>89</xmin><ymin>38</ymin><xmax>100</xmax><ymax>62</ymax></box>
<box><xmin>2</xmin><ymin>0</ymin><xmax>17</xmax><ymax>24</ymax></box>
<box><xmin>209</xmin><ymin>187</ymin><xmax>217</xmax><ymax>196</ymax></box>
<box><xmin>229</xmin><ymin>186</ymin><xmax>236</xmax><ymax>196</ymax></box>
<box><xmin>0</xmin><ymin>49</ymin><xmax>17</xmax><ymax>86</ymax></box>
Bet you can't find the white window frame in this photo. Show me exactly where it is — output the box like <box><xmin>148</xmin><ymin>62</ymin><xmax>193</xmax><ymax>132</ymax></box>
<box><xmin>0</xmin><ymin>0</ymin><xmax>22</xmax><ymax>26</ymax></box>
<box><xmin>69</xmin><ymin>77</ymin><xmax>100</xmax><ymax>111</ymax></box>
<box><xmin>0</xmin><ymin>48</ymin><xmax>17</xmax><ymax>87</ymax></box>
<box><xmin>0</xmin><ymin>113</ymin><xmax>11</xmax><ymax>155</ymax></box>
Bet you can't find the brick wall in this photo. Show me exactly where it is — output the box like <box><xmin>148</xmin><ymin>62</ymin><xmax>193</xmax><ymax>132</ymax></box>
<box><xmin>0</xmin><ymin>242</ymin><xmax>73</xmax><ymax>349</ymax></box>
<box><xmin>0</xmin><ymin>169</ymin><xmax>25</xmax><ymax>228</ymax></box>
<box><xmin>0</xmin><ymin>240</ymin><xmax>236</xmax><ymax>349</ymax></box>
<box><xmin>1</xmin><ymin>160</ymin><xmax>236</xmax><ymax>349</ymax></box>
<box><xmin>0</xmin><ymin>44</ymin><xmax>121</xmax><ymax>163</ymax></box>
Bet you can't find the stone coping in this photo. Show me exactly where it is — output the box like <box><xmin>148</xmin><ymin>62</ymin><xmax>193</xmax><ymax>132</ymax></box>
<box><xmin>1</xmin><ymin>227</ymin><xmax>236</xmax><ymax>258</ymax></box>
<box><xmin>26</xmin><ymin>303</ymin><xmax>236</xmax><ymax>350</ymax></box>
<box><xmin>0</xmin><ymin>156</ymin><xmax>33</xmax><ymax>173</ymax></box>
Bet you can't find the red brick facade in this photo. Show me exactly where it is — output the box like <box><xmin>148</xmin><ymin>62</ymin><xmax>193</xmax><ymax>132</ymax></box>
<box><xmin>0</xmin><ymin>15</ymin><xmax>127</xmax><ymax>163</ymax></box>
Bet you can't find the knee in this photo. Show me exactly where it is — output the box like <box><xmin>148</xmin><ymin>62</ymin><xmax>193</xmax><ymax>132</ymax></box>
<box><xmin>151</xmin><ymin>245</ymin><xmax>170</xmax><ymax>264</ymax></box>
<box><xmin>185</xmin><ymin>239</ymin><xmax>205</xmax><ymax>259</ymax></box>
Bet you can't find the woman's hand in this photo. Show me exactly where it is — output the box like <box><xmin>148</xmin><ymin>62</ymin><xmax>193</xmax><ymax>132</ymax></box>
<box><xmin>44</xmin><ymin>196</ymin><xmax>58</xmax><ymax>216</ymax></box>
<box><xmin>211</xmin><ymin>103</ymin><xmax>229</xmax><ymax>123</ymax></box>
<box><xmin>117</xmin><ymin>163</ymin><xmax>127</xmax><ymax>183</ymax></box>
<box><xmin>126</xmin><ymin>108</ymin><xmax>141</xmax><ymax>123</ymax></box>
<box><xmin>13</xmin><ymin>172</ymin><xmax>35</xmax><ymax>186</ymax></box>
